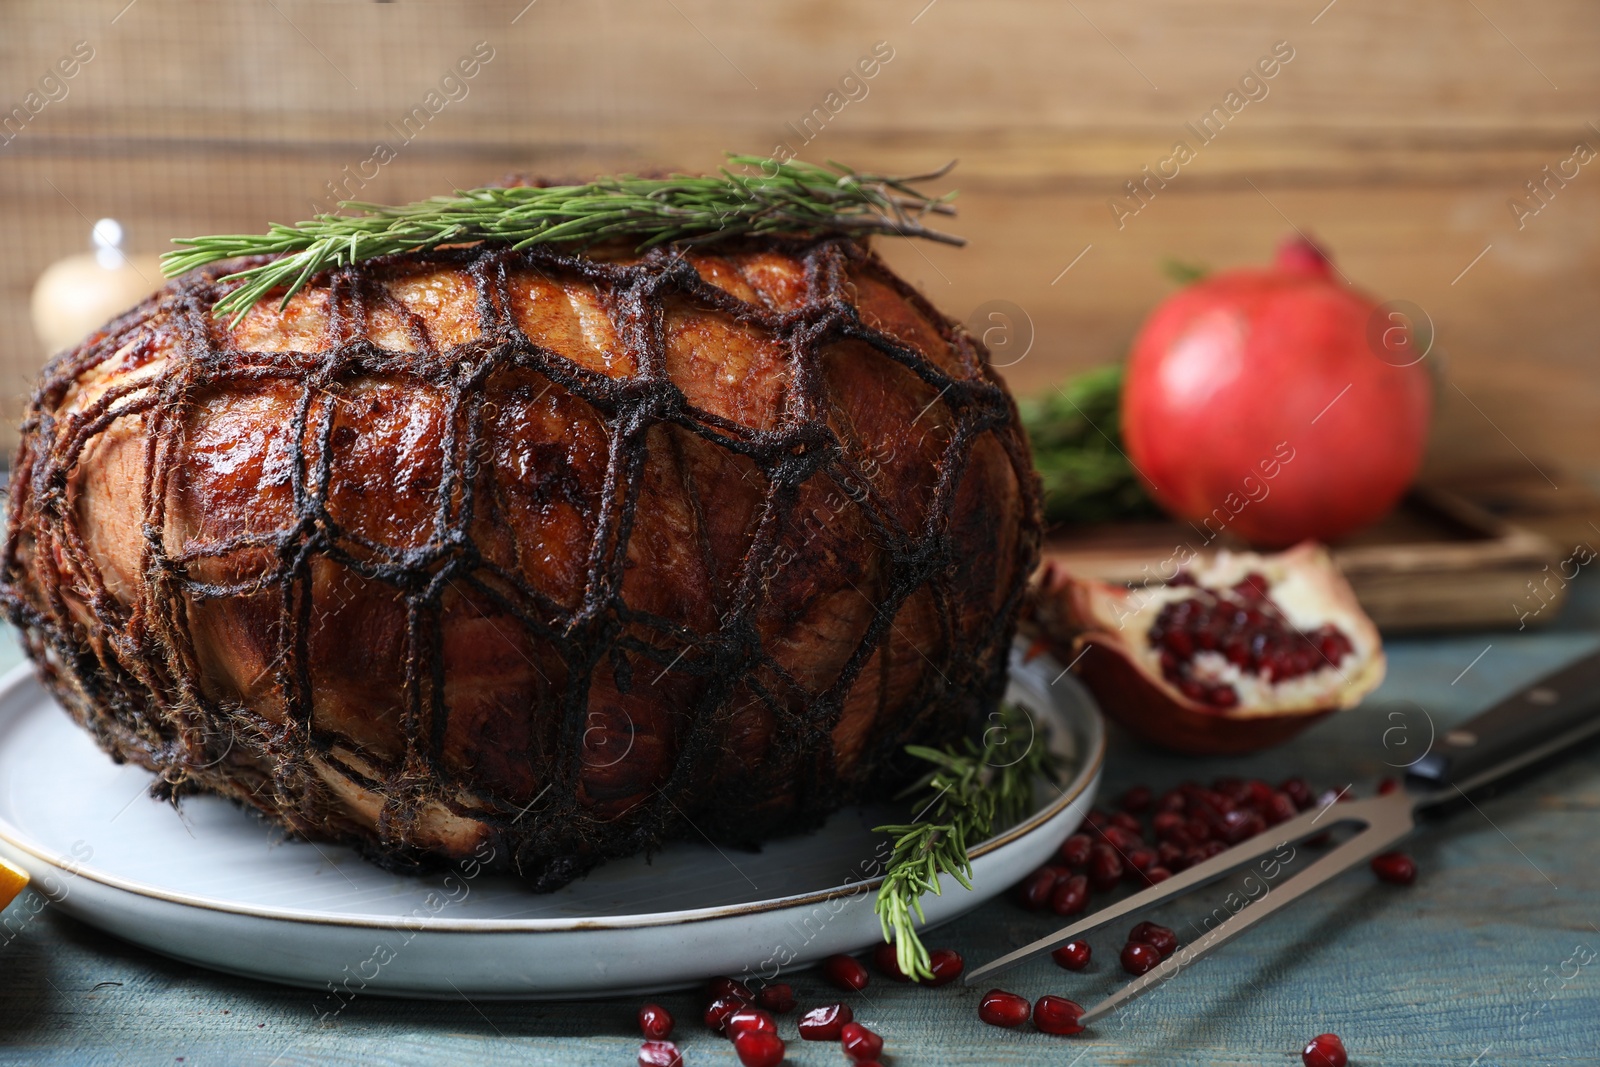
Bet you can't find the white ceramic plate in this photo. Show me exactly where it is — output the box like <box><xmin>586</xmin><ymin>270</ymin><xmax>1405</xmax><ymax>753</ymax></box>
<box><xmin>0</xmin><ymin>646</ymin><xmax>1103</xmax><ymax>999</ymax></box>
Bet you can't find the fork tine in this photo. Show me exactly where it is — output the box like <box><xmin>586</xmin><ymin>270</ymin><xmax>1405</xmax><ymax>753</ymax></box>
<box><xmin>964</xmin><ymin>799</ymin><xmax>1369</xmax><ymax>986</ymax></box>
<box><xmin>1077</xmin><ymin>812</ymin><xmax>1412</xmax><ymax>1025</ymax></box>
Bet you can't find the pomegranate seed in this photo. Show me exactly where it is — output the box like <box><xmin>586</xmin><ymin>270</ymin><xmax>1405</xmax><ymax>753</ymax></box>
<box><xmin>732</xmin><ymin>1029</ymin><xmax>785</xmax><ymax>1067</ymax></box>
<box><xmin>638</xmin><ymin>1040</ymin><xmax>683</xmax><ymax>1067</ymax></box>
<box><xmin>755</xmin><ymin>982</ymin><xmax>795</xmax><ymax>1013</ymax></box>
<box><xmin>1280</xmin><ymin>777</ymin><xmax>1315</xmax><ymax>810</ymax></box>
<box><xmin>1302</xmin><ymin>1032</ymin><xmax>1348</xmax><ymax>1067</ymax></box>
<box><xmin>1125</xmin><ymin>847</ymin><xmax>1158</xmax><ymax>875</ymax></box>
<box><xmin>1245</xmin><ymin>779</ymin><xmax>1275</xmax><ymax>808</ymax></box>
<box><xmin>1015</xmin><ymin>866</ymin><xmax>1060</xmax><ymax>910</ymax></box>
<box><xmin>872</xmin><ymin>942</ymin><xmax>909</xmax><ymax>981</ymax></box>
<box><xmin>1050</xmin><ymin>873</ymin><xmax>1090</xmax><ymax>916</ymax></box>
<box><xmin>924</xmin><ymin>948</ymin><xmax>964</xmax><ymax>986</ymax></box>
<box><xmin>1109</xmin><ymin>811</ymin><xmax>1142</xmax><ymax>835</ymax></box>
<box><xmin>1262</xmin><ymin>791</ymin><xmax>1299</xmax><ymax>826</ymax></box>
<box><xmin>1157</xmin><ymin>840</ymin><xmax>1188</xmax><ymax>871</ymax></box>
<box><xmin>1121</xmin><ymin>941</ymin><xmax>1162</xmax><ymax>975</ymax></box>
<box><xmin>1218</xmin><ymin>808</ymin><xmax>1266</xmax><ymax>844</ymax></box>
<box><xmin>822</xmin><ymin>953</ymin><xmax>870</xmax><ymax>991</ymax></box>
<box><xmin>1084</xmin><ymin>808</ymin><xmax>1111</xmax><ymax>831</ymax></box>
<box><xmin>704</xmin><ymin>996</ymin><xmax>747</xmax><ymax>1033</ymax></box>
<box><xmin>798</xmin><ymin>1003</ymin><xmax>852</xmax><ymax>1041</ymax></box>
<box><xmin>638</xmin><ymin>1003</ymin><xmax>674</xmax><ymax>1040</ymax></box>
<box><xmin>840</xmin><ymin>1021</ymin><xmax>884</xmax><ymax>1061</ymax></box>
<box><xmin>1370</xmin><ymin>851</ymin><xmax>1417</xmax><ymax>885</ymax></box>
<box><xmin>1088</xmin><ymin>843</ymin><xmax>1124</xmax><ymax>890</ymax></box>
<box><xmin>1199</xmin><ymin>839</ymin><xmax>1228</xmax><ymax>860</ymax></box>
<box><xmin>1152</xmin><ymin>811</ymin><xmax>1186</xmax><ymax>840</ymax></box>
<box><xmin>726</xmin><ymin>1007</ymin><xmax>776</xmax><ymax>1038</ymax></box>
<box><xmin>1101</xmin><ymin>825</ymin><xmax>1143</xmax><ymax>852</ymax></box>
<box><xmin>1058</xmin><ymin>833</ymin><xmax>1092</xmax><ymax>867</ymax></box>
<box><xmin>1051</xmin><ymin>940</ymin><xmax>1092</xmax><ymax>971</ymax></box>
<box><xmin>1186</xmin><ymin>817</ymin><xmax>1213</xmax><ymax>843</ymax></box>
<box><xmin>978</xmin><ymin>988</ymin><xmax>1032</xmax><ymax>1028</ymax></box>
<box><xmin>1145</xmin><ymin>866</ymin><xmax>1172</xmax><ymax>883</ymax></box>
<box><xmin>1157</xmin><ymin>789</ymin><xmax>1186</xmax><ymax>813</ymax></box>
<box><xmin>1128</xmin><ymin>921</ymin><xmax>1179</xmax><ymax>959</ymax></box>
<box><xmin>1121</xmin><ymin>784</ymin><xmax>1154</xmax><ymax>814</ymax></box>
<box><xmin>1377</xmin><ymin>777</ymin><xmax>1399</xmax><ymax>795</ymax></box>
<box><xmin>706</xmin><ymin>976</ymin><xmax>754</xmax><ymax>1003</ymax></box>
<box><xmin>1032</xmin><ymin>994</ymin><xmax>1086</xmax><ymax>1036</ymax></box>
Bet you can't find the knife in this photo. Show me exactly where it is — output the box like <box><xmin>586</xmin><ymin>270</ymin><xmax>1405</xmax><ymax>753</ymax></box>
<box><xmin>964</xmin><ymin>646</ymin><xmax>1600</xmax><ymax>1025</ymax></box>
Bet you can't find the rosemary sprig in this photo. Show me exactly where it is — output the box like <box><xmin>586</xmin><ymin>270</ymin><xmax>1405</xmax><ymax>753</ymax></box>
<box><xmin>161</xmin><ymin>154</ymin><xmax>963</xmax><ymax>325</ymax></box>
<box><xmin>873</xmin><ymin>703</ymin><xmax>1058</xmax><ymax>981</ymax></box>
<box><xmin>1018</xmin><ymin>364</ymin><xmax>1160</xmax><ymax>526</ymax></box>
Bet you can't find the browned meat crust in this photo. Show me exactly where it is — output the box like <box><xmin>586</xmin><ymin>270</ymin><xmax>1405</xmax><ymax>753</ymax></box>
<box><xmin>1</xmin><ymin>235</ymin><xmax>1041</xmax><ymax>888</ymax></box>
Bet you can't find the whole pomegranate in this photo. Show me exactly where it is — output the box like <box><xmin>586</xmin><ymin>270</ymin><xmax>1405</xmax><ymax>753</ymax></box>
<box><xmin>1123</xmin><ymin>236</ymin><xmax>1432</xmax><ymax>546</ymax></box>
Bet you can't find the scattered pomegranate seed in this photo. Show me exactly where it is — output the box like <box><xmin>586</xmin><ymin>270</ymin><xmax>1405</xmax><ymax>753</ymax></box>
<box><xmin>1263</xmin><ymin>791</ymin><xmax>1299</xmax><ymax>826</ymax></box>
<box><xmin>1058</xmin><ymin>833</ymin><xmax>1092</xmax><ymax>867</ymax></box>
<box><xmin>1145</xmin><ymin>866</ymin><xmax>1173</xmax><ymax>884</ymax></box>
<box><xmin>1109</xmin><ymin>810</ymin><xmax>1142</xmax><ymax>835</ymax></box>
<box><xmin>638</xmin><ymin>1040</ymin><xmax>683</xmax><ymax>1067</ymax></box>
<box><xmin>732</xmin><ymin>1028</ymin><xmax>785</xmax><ymax>1067</ymax></box>
<box><xmin>1152</xmin><ymin>811</ymin><xmax>1186</xmax><ymax>840</ymax></box>
<box><xmin>1121</xmin><ymin>784</ymin><xmax>1154</xmax><ymax>814</ymax></box>
<box><xmin>1377</xmin><ymin>777</ymin><xmax>1399</xmax><ymax>795</ymax></box>
<box><xmin>1088</xmin><ymin>843</ymin><xmax>1124</xmax><ymax>890</ymax></box>
<box><xmin>725</xmin><ymin>1007</ymin><xmax>776</xmax><ymax>1038</ymax></box>
<box><xmin>822</xmin><ymin>953</ymin><xmax>870</xmax><ymax>991</ymax></box>
<box><xmin>797</xmin><ymin>1003</ymin><xmax>852</xmax><ymax>1041</ymax></box>
<box><xmin>1124</xmin><ymin>847</ymin><xmax>1158</xmax><ymax>876</ymax></box>
<box><xmin>1050</xmin><ymin>873</ymin><xmax>1090</xmax><ymax>917</ymax></box>
<box><xmin>755</xmin><ymin>982</ymin><xmax>795</xmax><ymax>1014</ymax></box>
<box><xmin>978</xmin><ymin>989</ymin><xmax>1032</xmax><ymax>1028</ymax></box>
<box><xmin>872</xmin><ymin>942</ymin><xmax>909</xmax><ymax>981</ymax></box>
<box><xmin>706</xmin><ymin>976</ymin><xmax>754</xmax><ymax>1003</ymax></box>
<box><xmin>1302</xmin><ymin>1032</ymin><xmax>1348</xmax><ymax>1067</ymax></box>
<box><xmin>840</xmin><ymin>1021</ymin><xmax>884</xmax><ymax>1061</ymax></box>
<box><xmin>1370</xmin><ymin>851</ymin><xmax>1417</xmax><ymax>885</ymax></box>
<box><xmin>704</xmin><ymin>996</ymin><xmax>746</xmax><ymax>1033</ymax></box>
<box><xmin>1101</xmin><ymin>825</ymin><xmax>1143</xmax><ymax>852</ymax></box>
<box><xmin>1128</xmin><ymin>921</ymin><xmax>1179</xmax><ymax>959</ymax></box>
<box><xmin>1120</xmin><ymin>941</ymin><xmax>1162</xmax><ymax>976</ymax></box>
<box><xmin>1015</xmin><ymin>866</ymin><xmax>1060</xmax><ymax>910</ymax></box>
<box><xmin>1051</xmin><ymin>940</ymin><xmax>1092</xmax><ymax>971</ymax></box>
<box><xmin>638</xmin><ymin>1003</ymin><xmax>673</xmax><ymax>1040</ymax></box>
<box><xmin>924</xmin><ymin>948</ymin><xmax>965</xmax><ymax>986</ymax></box>
<box><xmin>1084</xmin><ymin>808</ymin><xmax>1111</xmax><ymax>831</ymax></box>
<box><xmin>1032</xmin><ymin>994</ymin><xmax>1086</xmax><ymax>1035</ymax></box>
<box><xmin>1280</xmin><ymin>777</ymin><xmax>1315</xmax><ymax>810</ymax></box>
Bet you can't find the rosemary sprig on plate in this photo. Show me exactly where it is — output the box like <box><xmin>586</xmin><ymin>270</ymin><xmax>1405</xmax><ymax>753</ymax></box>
<box><xmin>873</xmin><ymin>703</ymin><xmax>1058</xmax><ymax>981</ymax></box>
<box><xmin>161</xmin><ymin>154</ymin><xmax>962</xmax><ymax>325</ymax></box>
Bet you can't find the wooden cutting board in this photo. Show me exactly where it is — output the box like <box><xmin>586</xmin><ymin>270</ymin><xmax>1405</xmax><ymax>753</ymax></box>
<box><xmin>1039</xmin><ymin>485</ymin><xmax>1568</xmax><ymax>633</ymax></box>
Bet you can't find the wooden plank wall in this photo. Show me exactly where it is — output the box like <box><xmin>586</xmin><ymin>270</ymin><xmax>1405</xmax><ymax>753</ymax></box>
<box><xmin>1</xmin><ymin>0</ymin><xmax>1595</xmax><ymax>482</ymax></box>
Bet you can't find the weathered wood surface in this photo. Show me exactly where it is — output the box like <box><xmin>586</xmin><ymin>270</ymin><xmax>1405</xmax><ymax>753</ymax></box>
<box><xmin>1</xmin><ymin>580</ymin><xmax>1597</xmax><ymax>1066</ymax></box>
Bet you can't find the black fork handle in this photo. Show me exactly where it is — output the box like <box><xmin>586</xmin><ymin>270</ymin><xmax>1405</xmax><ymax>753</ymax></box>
<box><xmin>1408</xmin><ymin>646</ymin><xmax>1600</xmax><ymax>798</ymax></box>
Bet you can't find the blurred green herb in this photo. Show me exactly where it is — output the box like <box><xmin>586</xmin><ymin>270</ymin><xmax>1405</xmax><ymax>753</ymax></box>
<box><xmin>1161</xmin><ymin>257</ymin><xmax>1210</xmax><ymax>285</ymax></box>
<box><xmin>1018</xmin><ymin>364</ymin><xmax>1160</xmax><ymax>526</ymax></box>
<box><xmin>873</xmin><ymin>704</ymin><xmax>1057</xmax><ymax>980</ymax></box>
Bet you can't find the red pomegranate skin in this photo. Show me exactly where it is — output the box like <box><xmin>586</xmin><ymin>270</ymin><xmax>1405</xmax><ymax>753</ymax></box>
<box><xmin>1123</xmin><ymin>237</ymin><xmax>1432</xmax><ymax>546</ymax></box>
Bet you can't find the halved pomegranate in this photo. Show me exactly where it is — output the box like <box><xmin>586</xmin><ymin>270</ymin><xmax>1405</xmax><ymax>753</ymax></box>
<box><xmin>1031</xmin><ymin>543</ymin><xmax>1384</xmax><ymax>754</ymax></box>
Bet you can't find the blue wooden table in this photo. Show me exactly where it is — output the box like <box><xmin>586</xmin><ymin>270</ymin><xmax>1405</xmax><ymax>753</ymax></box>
<box><xmin>2</xmin><ymin>581</ymin><xmax>1597</xmax><ymax>1066</ymax></box>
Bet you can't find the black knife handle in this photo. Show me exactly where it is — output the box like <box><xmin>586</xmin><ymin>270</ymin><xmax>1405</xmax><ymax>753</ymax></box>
<box><xmin>1408</xmin><ymin>647</ymin><xmax>1600</xmax><ymax>798</ymax></box>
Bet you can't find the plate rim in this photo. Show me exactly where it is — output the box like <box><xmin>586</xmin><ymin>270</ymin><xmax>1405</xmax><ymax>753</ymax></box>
<box><xmin>0</xmin><ymin>654</ymin><xmax>1104</xmax><ymax>933</ymax></box>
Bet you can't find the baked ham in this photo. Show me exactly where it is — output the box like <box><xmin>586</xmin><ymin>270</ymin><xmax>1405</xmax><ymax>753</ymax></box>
<box><xmin>1</xmin><ymin>236</ymin><xmax>1041</xmax><ymax>888</ymax></box>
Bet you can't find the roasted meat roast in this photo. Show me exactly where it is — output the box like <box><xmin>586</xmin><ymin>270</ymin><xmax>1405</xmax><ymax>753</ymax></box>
<box><xmin>1</xmin><ymin>236</ymin><xmax>1041</xmax><ymax>888</ymax></box>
